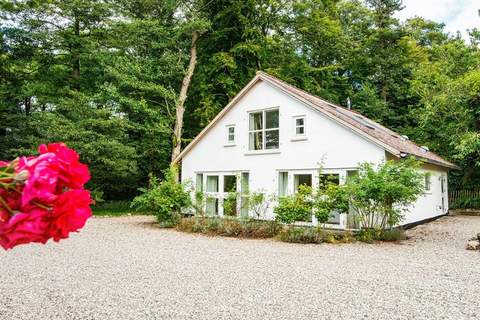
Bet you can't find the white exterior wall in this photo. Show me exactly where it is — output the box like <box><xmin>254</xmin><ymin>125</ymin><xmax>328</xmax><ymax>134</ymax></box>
<box><xmin>181</xmin><ymin>80</ymin><xmax>386</xmax><ymax>223</ymax></box>
<box><xmin>181</xmin><ymin>79</ymin><xmax>449</xmax><ymax>228</ymax></box>
<box><xmin>402</xmin><ymin>165</ymin><xmax>449</xmax><ymax>226</ymax></box>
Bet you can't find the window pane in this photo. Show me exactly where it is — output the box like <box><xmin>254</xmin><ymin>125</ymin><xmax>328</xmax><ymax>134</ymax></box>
<box><xmin>296</xmin><ymin>126</ymin><xmax>304</xmax><ymax>135</ymax></box>
<box><xmin>241</xmin><ymin>172</ymin><xmax>249</xmax><ymax>194</ymax></box>
<box><xmin>425</xmin><ymin>174</ymin><xmax>431</xmax><ymax>191</ymax></box>
<box><xmin>294</xmin><ymin>174</ymin><xmax>312</xmax><ymax>191</ymax></box>
<box><xmin>319</xmin><ymin>174</ymin><xmax>339</xmax><ymax>190</ymax></box>
<box><xmin>227</xmin><ymin>126</ymin><xmax>235</xmax><ymax>142</ymax></box>
<box><xmin>196</xmin><ymin>173</ymin><xmax>203</xmax><ymax>192</ymax></box>
<box><xmin>240</xmin><ymin>172</ymin><xmax>250</xmax><ymax>216</ymax></box>
<box><xmin>223</xmin><ymin>175</ymin><xmax>237</xmax><ymax>192</ymax></box>
<box><xmin>249</xmin><ymin>131</ymin><xmax>263</xmax><ymax>150</ymax></box>
<box><xmin>265</xmin><ymin>110</ymin><xmax>279</xmax><ymax>129</ymax></box>
<box><xmin>296</xmin><ymin>118</ymin><xmax>304</xmax><ymax>126</ymax></box>
<box><xmin>206</xmin><ymin>197</ymin><xmax>218</xmax><ymax>215</ymax></box>
<box><xmin>327</xmin><ymin>211</ymin><xmax>341</xmax><ymax>224</ymax></box>
<box><xmin>240</xmin><ymin>196</ymin><xmax>249</xmax><ymax>216</ymax></box>
<box><xmin>206</xmin><ymin>176</ymin><xmax>219</xmax><ymax>192</ymax></box>
<box><xmin>223</xmin><ymin>195</ymin><xmax>237</xmax><ymax>216</ymax></box>
<box><xmin>278</xmin><ymin>172</ymin><xmax>288</xmax><ymax>197</ymax></box>
<box><xmin>265</xmin><ymin>129</ymin><xmax>279</xmax><ymax>149</ymax></box>
<box><xmin>249</xmin><ymin>112</ymin><xmax>263</xmax><ymax>130</ymax></box>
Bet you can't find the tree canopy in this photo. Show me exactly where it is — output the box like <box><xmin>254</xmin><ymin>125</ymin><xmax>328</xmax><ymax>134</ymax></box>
<box><xmin>1</xmin><ymin>0</ymin><xmax>479</xmax><ymax>199</ymax></box>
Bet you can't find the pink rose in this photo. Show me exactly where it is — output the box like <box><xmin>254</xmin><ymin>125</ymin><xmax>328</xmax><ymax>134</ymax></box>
<box><xmin>38</xmin><ymin>143</ymin><xmax>90</xmax><ymax>189</ymax></box>
<box><xmin>18</xmin><ymin>153</ymin><xmax>60</xmax><ymax>207</ymax></box>
<box><xmin>50</xmin><ymin>190</ymin><xmax>92</xmax><ymax>242</ymax></box>
<box><xmin>0</xmin><ymin>208</ymin><xmax>51</xmax><ymax>250</ymax></box>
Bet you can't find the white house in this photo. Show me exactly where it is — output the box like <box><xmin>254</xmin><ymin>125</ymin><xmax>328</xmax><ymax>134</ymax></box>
<box><xmin>174</xmin><ymin>71</ymin><xmax>458</xmax><ymax>229</ymax></box>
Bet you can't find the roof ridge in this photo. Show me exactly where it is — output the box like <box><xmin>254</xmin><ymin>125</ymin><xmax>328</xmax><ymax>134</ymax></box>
<box><xmin>174</xmin><ymin>71</ymin><xmax>457</xmax><ymax>169</ymax></box>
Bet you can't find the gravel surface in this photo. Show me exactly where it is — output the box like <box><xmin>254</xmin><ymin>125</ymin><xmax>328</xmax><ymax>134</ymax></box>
<box><xmin>0</xmin><ymin>215</ymin><xmax>479</xmax><ymax>320</ymax></box>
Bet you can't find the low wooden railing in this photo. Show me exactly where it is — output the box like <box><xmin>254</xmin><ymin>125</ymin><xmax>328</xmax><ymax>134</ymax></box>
<box><xmin>449</xmin><ymin>189</ymin><xmax>480</xmax><ymax>209</ymax></box>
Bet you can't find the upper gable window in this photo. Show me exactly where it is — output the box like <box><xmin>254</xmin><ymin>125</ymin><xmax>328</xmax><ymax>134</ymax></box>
<box><xmin>248</xmin><ymin>108</ymin><xmax>279</xmax><ymax>150</ymax></box>
<box><xmin>226</xmin><ymin>125</ymin><xmax>235</xmax><ymax>145</ymax></box>
<box><xmin>294</xmin><ymin>116</ymin><xmax>306</xmax><ymax>136</ymax></box>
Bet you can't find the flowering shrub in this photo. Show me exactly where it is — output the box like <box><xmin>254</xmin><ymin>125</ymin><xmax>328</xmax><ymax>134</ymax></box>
<box><xmin>0</xmin><ymin>143</ymin><xmax>92</xmax><ymax>250</ymax></box>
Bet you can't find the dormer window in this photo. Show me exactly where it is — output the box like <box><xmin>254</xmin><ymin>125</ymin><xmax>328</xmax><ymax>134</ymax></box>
<box><xmin>226</xmin><ymin>125</ymin><xmax>235</xmax><ymax>145</ymax></box>
<box><xmin>248</xmin><ymin>108</ymin><xmax>279</xmax><ymax>150</ymax></box>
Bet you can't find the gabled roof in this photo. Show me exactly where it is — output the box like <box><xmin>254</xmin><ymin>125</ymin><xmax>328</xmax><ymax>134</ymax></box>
<box><xmin>174</xmin><ymin>71</ymin><xmax>458</xmax><ymax>169</ymax></box>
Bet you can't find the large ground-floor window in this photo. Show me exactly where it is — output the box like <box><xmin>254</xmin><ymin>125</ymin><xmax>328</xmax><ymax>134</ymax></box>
<box><xmin>195</xmin><ymin>171</ymin><xmax>249</xmax><ymax>217</ymax></box>
<box><xmin>277</xmin><ymin>169</ymin><xmax>349</xmax><ymax>228</ymax></box>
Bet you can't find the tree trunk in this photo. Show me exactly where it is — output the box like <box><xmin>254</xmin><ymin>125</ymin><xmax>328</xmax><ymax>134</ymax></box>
<box><xmin>380</xmin><ymin>77</ymin><xmax>388</xmax><ymax>102</ymax></box>
<box><xmin>24</xmin><ymin>97</ymin><xmax>31</xmax><ymax>116</ymax></box>
<box><xmin>171</xmin><ymin>30</ymin><xmax>199</xmax><ymax>169</ymax></box>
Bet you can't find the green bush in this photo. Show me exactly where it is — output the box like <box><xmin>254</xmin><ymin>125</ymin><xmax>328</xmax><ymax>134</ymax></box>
<box><xmin>345</xmin><ymin>158</ymin><xmax>425</xmax><ymax>229</ymax></box>
<box><xmin>450</xmin><ymin>195</ymin><xmax>480</xmax><ymax>209</ymax></box>
<box><xmin>277</xmin><ymin>226</ymin><xmax>323</xmax><ymax>243</ymax></box>
<box><xmin>92</xmin><ymin>200</ymin><xmax>133</xmax><ymax>216</ymax></box>
<box><xmin>242</xmin><ymin>191</ymin><xmax>271</xmax><ymax>218</ymax></box>
<box><xmin>274</xmin><ymin>185</ymin><xmax>313</xmax><ymax>223</ymax></box>
<box><xmin>355</xmin><ymin>228</ymin><xmax>406</xmax><ymax>243</ymax></box>
<box><xmin>312</xmin><ymin>183</ymin><xmax>349</xmax><ymax>223</ymax></box>
<box><xmin>379</xmin><ymin>229</ymin><xmax>407</xmax><ymax>241</ymax></box>
<box><xmin>131</xmin><ymin>167</ymin><xmax>191</xmax><ymax>226</ymax></box>
<box><xmin>277</xmin><ymin>226</ymin><xmax>355</xmax><ymax>244</ymax></box>
<box><xmin>192</xmin><ymin>191</ymin><xmax>206</xmax><ymax>216</ymax></box>
<box><xmin>223</xmin><ymin>192</ymin><xmax>238</xmax><ymax>216</ymax></box>
<box><xmin>176</xmin><ymin>217</ymin><xmax>281</xmax><ymax>238</ymax></box>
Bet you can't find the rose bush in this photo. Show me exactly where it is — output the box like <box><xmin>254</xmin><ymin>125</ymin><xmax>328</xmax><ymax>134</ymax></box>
<box><xmin>0</xmin><ymin>143</ymin><xmax>92</xmax><ymax>250</ymax></box>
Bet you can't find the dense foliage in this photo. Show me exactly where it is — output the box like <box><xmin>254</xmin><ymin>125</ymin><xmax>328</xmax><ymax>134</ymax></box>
<box><xmin>176</xmin><ymin>216</ymin><xmax>281</xmax><ymax>238</ymax></box>
<box><xmin>274</xmin><ymin>185</ymin><xmax>313</xmax><ymax>223</ymax></box>
<box><xmin>344</xmin><ymin>158</ymin><xmax>425</xmax><ymax>228</ymax></box>
<box><xmin>1</xmin><ymin>0</ymin><xmax>479</xmax><ymax>199</ymax></box>
<box><xmin>131</xmin><ymin>167</ymin><xmax>191</xmax><ymax>226</ymax></box>
<box><xmin>313</xmin><ymin>181</ymin><xmax>349</xmax><ymax>223</ymax></box>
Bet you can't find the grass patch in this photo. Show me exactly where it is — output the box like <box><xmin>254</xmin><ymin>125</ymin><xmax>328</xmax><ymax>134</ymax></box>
<box><xmin>92</xmin><ymin>201</ymin><xmax>138</xmax><ymax>216</ymax></box>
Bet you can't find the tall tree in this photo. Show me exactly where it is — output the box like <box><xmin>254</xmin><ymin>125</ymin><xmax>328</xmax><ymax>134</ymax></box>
<box><xmin>171</xmin><ymin>0</ymin><xmax>209</xmax><ymax>164</ymax></box>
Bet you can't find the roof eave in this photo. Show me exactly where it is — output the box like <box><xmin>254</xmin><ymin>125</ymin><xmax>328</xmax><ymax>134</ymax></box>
<box><xmin>257</xmin><ymin>74</ymin><xmax>402</xmax><ymax>157</ymax></box>
<box><xmin>172</xmin><ymin>74</ymin><xmax>264</xmax><ymax>164</ymax></box>
<box><xmin>397</xmin><ymin>152</ymin><xmax>460</xmax><ymax>170</ymax></box>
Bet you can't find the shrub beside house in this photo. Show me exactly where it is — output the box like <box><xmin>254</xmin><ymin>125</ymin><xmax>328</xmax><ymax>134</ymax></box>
<box><xmin>132</xmin><ymin>158</ymin><xmax>425</xmax><ymax>243</ymax></box>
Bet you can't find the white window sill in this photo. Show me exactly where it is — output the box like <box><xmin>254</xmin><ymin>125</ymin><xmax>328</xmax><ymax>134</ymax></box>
<box><xmin>244</xmin><ymin>149</ymin><xmax>281</xmax><ymax>156</ymax></box>
<box><xmin>224</xmin><ymin>143</ymin><xmax>236</xmax><ymax>147</ymax></box>
<box><xmin>291</xmin><ymin>136</ymin><xmax>307</xmax><ymax>142</ymax></box>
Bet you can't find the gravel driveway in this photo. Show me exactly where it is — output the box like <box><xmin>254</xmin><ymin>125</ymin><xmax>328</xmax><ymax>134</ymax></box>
<box><xmin>0</xmin><ymin>215</ymin><xmax>479</xmax><ymax>320</ymax></box>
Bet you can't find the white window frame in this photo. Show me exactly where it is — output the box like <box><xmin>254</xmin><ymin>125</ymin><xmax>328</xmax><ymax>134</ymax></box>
<box><xmin>248</xmin><ymin>107</ymin><xmax>279</xmax><ymax>151</ymax></box>
<box><xmin>205</xmin><ymin>175</ymin><xmax>220</xmax><ymax>215</ymax></box>
<box><xmin>195</xmin><ymin>171</ymin><xmax>249</xmax><ymax>217</ymax></box>
<box><xmin>293</xmin><ymin>115</ymin><xmax>306</xmax><ymax>138</ymax></box>
<box><xmin>275</xmin><ymin>168</ymin><xmax>348</xmax><ymax>229</ymax></box>
<box><xmin>425</xmin><ymin>173</ymin><xmax>432</xmax><ymax>192</ymax></box>
<box><xmin>225</xmin><ymin>124</ymin><xmax>235</xmax><ymax>146</ymax></box>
